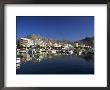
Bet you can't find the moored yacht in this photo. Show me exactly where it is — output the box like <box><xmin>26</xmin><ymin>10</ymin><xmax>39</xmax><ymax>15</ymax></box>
<box><xmin>16</xmin><ymin>58</ymin><xmax>21</xmax><ymax>63</ymax></box>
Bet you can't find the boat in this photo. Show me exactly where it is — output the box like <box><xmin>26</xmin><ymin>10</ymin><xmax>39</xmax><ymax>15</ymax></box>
<box><xmin>16</xmin><ymin>63</ymin><xmax>20</xmax><ymax>69</ymax></box>
<box><xmin>19</xmin><ymin>50</ymin><xmax>27</xmax><ymax>53</ymax></box>
<box><xmin>16</xmin><ymin>58</ymin><xmax>21</xmax><ymax>63</ymax></box>
<box><xmin>51</xmin><ymin>50</ymin><xmax>57</xmax><ymax>54</ymax></box>
<box><xmin>68</xmin><ymin>50</ymin><xmax>73</xmax><ymax>54</ymax></box>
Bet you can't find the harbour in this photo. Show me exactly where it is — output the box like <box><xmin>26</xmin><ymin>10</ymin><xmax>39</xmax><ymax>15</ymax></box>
<box><xmin>16</xmin><ymin>51</ymin><xmax>94</xmax><ymax>74</ymax></box>
<box><xmin>16</xmin><ymin>16</ymin><xmax>94</xmax><ymax>74</ymax></box>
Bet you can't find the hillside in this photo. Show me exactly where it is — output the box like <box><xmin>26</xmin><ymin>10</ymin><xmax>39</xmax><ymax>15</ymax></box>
<box><xmin>17</xmin><ymin>34</ymin><xmax>94</xmax><ymax>47</ymax></box>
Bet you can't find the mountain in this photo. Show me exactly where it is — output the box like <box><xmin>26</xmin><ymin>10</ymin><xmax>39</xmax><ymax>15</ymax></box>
<box><xmin>78</xmin><ymin>37</ymin><xmax>94</xmax><ymax>47</ymax></box>
<box><xmin>26</xmin><ymin>34</ymin><xmax>42</xmax><ymax>40</ymax></box>
<box><xmin>19</xmin><ymin>34</ymin><xmax>94</xmax><ymax>46</ymax></box>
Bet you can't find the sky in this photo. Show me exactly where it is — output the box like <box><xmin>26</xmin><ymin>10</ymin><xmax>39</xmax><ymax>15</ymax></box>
<box><xmin>16</xmin><ymin>16</ymin><xmax>94</xmax><ymax>41</ymax></box>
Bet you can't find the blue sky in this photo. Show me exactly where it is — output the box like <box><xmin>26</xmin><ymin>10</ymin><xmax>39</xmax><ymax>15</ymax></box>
<box><xmin>16</xmin><ymin>16</ymin><xmax>94</xmax><ymax>41</ymax></box>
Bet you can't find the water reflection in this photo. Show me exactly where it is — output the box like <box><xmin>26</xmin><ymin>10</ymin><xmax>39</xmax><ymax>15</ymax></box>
<box><xmin>17</xmin><ymin>52</ymin><xmax>63</xmax><ymax>62</ymax></box>
<box><xmin>82</xmin><ymin>55</ymin><xmax>94</xmax><ymax>62</ymax></box>
<box><xmin>16</xmin><ymin>52</ymin><xmax>94</xmax><ymax>70</ymax></box>
<box><xmin>16</xmin><ymin>63</ymin><xmax>20</xmax><ymax>69</ymax></box>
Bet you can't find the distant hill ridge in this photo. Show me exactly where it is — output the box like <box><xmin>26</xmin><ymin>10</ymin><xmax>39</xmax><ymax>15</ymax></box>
<box><xmin>19</xmin><ymin>34</ymin><xmax>94</xmax><ymax>46</ymax></box>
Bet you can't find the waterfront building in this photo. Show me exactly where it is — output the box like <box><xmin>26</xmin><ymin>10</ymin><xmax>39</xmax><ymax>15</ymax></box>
<box><xmin>63</xmin><ymin>44</ymin><xmax>73</xmax><ymax>50</ymax></box>
<box><xmin>19</xmin><ymin>38</ymin><xmax>31</xmax><ymax>48</ymax></box>
<box><xmin>30</xmin><ymin>39</ymin><xmax>39</xmax><ymax>47</ymax></box>
<box><xmin>81</xmin><ymin>44</ymin><xmax>86</xmax><ymax>48</ymax></box>
<box><xmin>63</xmin><ymin>45</ymin><xmax>68</xmax><ymax>50</ymax></box>
<box><xmin>75</xmin><ymin>43</ymin><xmax>79</xmax><ymax>47</ymax></box>
<box><xmin>53</xmin><ymin>43</ymin><xmax>59</xmax><ymax>47</ymax></box>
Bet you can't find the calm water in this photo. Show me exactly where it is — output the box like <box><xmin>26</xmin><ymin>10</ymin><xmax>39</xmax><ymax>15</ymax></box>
<box><xmin>16</xmin><ymin>53</ymin><xmax>94</xmax><ymax>74</ymax></box>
